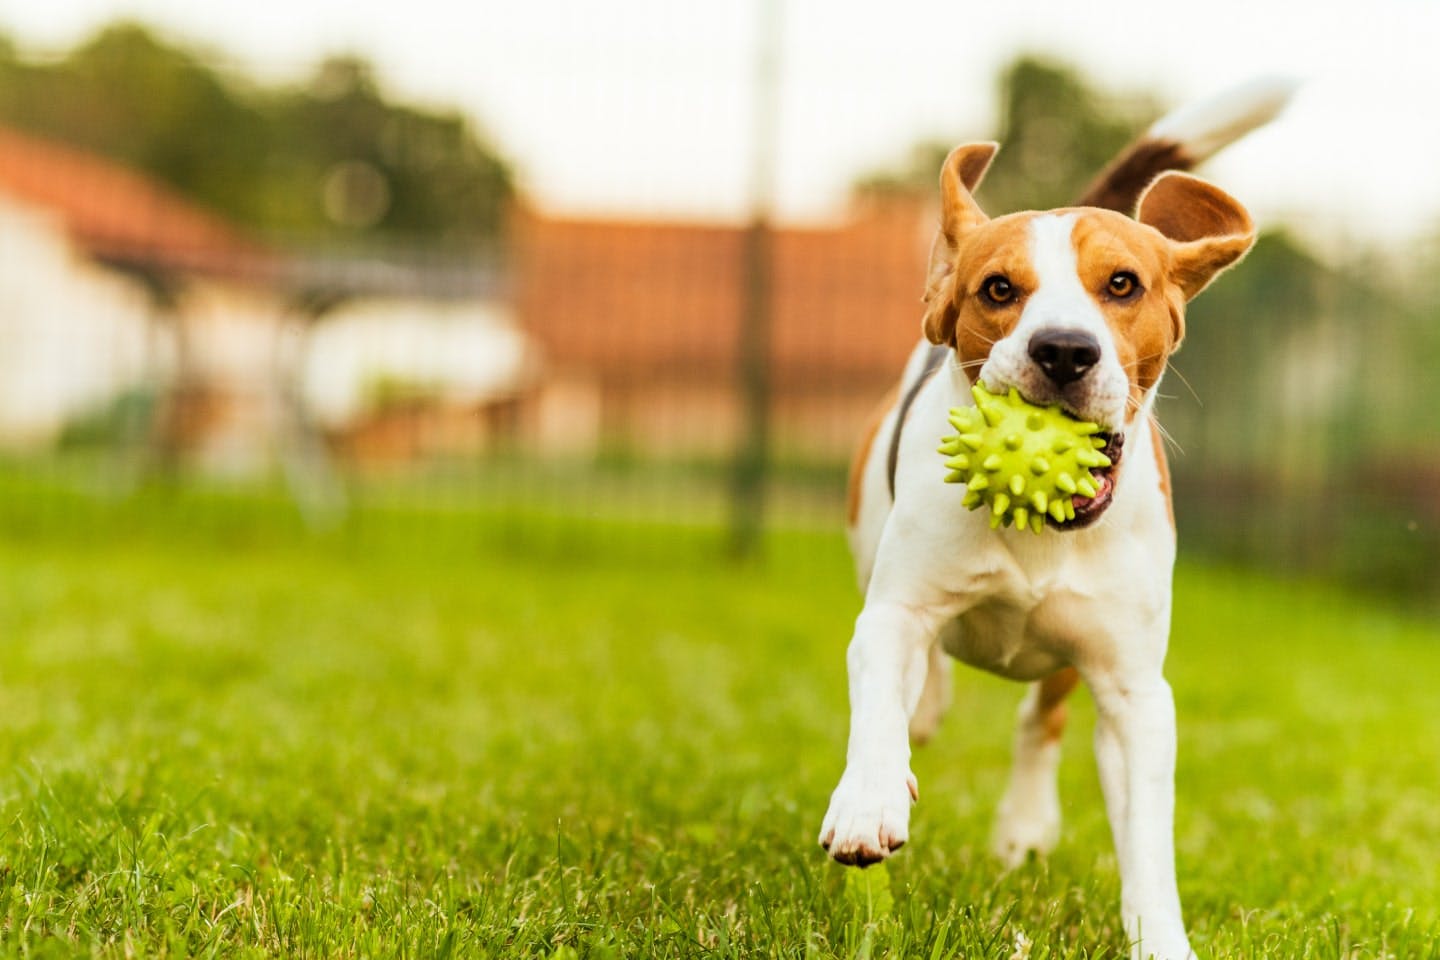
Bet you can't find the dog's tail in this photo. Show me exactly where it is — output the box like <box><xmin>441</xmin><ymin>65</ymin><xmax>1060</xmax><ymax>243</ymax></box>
<box><xmin>1076</xmin><ymin>76</ymin><xmax>1299</xmax><ymax>213</ymax></box>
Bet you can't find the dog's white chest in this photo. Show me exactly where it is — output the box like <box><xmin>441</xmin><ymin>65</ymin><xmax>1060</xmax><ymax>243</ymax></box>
<box><xmin>939</xmin><ymin>565</ymin><xmax>1094</xmax><ymax>681</ymax></box>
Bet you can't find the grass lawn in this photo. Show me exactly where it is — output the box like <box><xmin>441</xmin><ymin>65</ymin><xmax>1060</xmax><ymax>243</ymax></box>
<box><xmin>0</xmin><ymin>495</ymin><xmax>1436</xmax><ymax>958</ymax></box>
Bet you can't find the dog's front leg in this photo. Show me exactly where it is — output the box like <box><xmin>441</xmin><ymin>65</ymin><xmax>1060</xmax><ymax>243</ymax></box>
<box><xmin>1091</xmin><ymin>673</ymin><xmax>1193</xmax><ymax>960</ymax></box>
<box><xmin>819</xmin><ymin>600</ymin><xmax>944</xmax><ymax>866</ymax></box>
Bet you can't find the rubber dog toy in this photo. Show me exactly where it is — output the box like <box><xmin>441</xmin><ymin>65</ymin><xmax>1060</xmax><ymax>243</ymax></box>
<box><xmin>938</xmin><ymin>383</ymin><xmax>1111</xmax><ymax>533</ymax></box>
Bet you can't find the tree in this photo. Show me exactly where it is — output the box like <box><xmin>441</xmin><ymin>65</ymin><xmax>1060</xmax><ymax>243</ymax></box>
<box><xmin>0</xmin><ymin>23</ymin><xmax>515</xmax><ymax>247</ymax></box>
<box><xmin>265</xmin><ymin>56</ymin><xmax>514</xmax><ymax>245</ymax></box>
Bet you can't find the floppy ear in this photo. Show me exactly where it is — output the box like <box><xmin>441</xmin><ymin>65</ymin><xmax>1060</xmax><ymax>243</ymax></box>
<box><xmin>923</xmin><ymin>142</ymin><xmax>998</xmax><ymax>345</ymax></box>
<box><xmin>1137</xmin><ymin>172</ymin><xmax>1255</xmax><ymax>300</ymax></box>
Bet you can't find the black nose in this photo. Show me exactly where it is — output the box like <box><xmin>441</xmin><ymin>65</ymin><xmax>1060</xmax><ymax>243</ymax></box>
<box><xmin>1028</xmin><ymin>329</ymin><xmax>1101</xmax><ymax>387</ymax></box>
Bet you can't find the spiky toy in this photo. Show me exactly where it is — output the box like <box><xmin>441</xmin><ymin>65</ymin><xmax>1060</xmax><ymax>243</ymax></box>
<box><xmin>938</xmin><ymin>384</ymin><xmax>1112</xmax><ymax>534</ymax></box>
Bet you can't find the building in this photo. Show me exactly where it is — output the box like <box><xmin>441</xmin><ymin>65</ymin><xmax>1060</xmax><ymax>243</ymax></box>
<box><xmin>0</xmin><ymin>125</ymin><xmax>533</xmax><ymax>474</ymax></box>
<box><xmin>512</xmin><ymin>200</ymin><xmax>934</xmax><ymax>461</ymax></box>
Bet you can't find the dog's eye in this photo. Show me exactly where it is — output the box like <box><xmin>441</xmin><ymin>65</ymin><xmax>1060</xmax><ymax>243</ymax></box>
<box><xmin>1107</xmin><ymin>271</ymin><xmax>1140</xmax><ymax>299</ymax></box>
<box><xmin>981</xmin><ymin>275</ymin><xmax>1015</xmax><ymax>305</ymax></box>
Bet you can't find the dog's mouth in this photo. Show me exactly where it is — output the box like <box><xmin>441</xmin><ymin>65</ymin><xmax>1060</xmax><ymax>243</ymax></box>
<box><xmin>1057</xmin><ymin>431</ymin><xmax>1124</xmax><ymax>530</ymax></box>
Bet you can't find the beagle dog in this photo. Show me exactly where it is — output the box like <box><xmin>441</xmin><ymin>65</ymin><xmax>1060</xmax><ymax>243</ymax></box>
<box><xmin>820</xmin><ymin>80</ymin><xmax>1295</xmax><ymax>960</ymax></box>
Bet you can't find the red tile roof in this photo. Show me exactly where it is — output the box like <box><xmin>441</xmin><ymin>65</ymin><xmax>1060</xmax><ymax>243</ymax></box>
<box><xmin>0</xmin><ymin>125</ymin><xmax>269</xmax><ymax>276</ymax></box>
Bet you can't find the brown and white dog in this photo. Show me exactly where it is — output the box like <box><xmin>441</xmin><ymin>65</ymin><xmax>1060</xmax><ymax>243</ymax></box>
<box><xmin>819</xmin><ymin>80</ymin><xmax>1295</xmax><ymax>960</ymax></box>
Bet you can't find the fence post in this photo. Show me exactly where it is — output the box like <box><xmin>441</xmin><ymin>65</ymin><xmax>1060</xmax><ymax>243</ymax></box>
<box><xmin>731</xmin><ymin>217</ymin><xmax>774</xmax><ymax>558</ymax></box>
<box><xmin>729</xmin><ymin>0</ymin><xmax>782</xmax><ymax>558</ymax></box>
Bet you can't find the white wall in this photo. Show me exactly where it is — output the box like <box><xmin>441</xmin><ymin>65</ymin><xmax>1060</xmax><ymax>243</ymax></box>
<box><xmin>0</xmin><ymin>197</ymin><xmax>154</xmax><ymax>447</ymax></box>
<box><xmin>300</xmin><ymin>298</ymin><xmax>534</xmax><ymax>428</ymax></box>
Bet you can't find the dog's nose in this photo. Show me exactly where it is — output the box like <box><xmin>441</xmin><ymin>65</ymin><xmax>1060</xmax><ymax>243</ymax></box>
<box><xmin>1028</xmin><ymin>329</ymin><xmax>1101</xmax><ymax>387</ymax></box>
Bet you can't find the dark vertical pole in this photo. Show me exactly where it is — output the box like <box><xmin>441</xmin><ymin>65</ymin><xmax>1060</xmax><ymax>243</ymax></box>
<box><xmin>730</xmin><ymin>0</ymin><xmax>781</xmax><ymax>558</ymax></box>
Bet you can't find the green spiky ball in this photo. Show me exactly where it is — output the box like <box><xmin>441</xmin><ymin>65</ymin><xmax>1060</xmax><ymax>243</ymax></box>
<box><xmin>938</xmin><ymin>383</ymin><xmax>1112</xmax><ymax>534</ymax></box>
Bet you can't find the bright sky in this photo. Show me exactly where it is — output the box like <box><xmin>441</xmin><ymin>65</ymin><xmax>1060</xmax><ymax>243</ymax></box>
<box><xmin>1</xmin><ymin>0</ymin><xmax>1436</xmax><ymax>246</ymax></box>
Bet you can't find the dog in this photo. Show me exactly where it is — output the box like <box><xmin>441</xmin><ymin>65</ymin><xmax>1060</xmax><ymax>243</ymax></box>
<box><xmin>819</xmin><ymin>79</ymin><xmax>1296</xmax><ymax>960</ymax></box>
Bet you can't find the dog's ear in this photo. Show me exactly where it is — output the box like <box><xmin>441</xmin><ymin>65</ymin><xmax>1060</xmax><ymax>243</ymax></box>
<box><xmin>923</xmin><ymin>142</ymin><xmax>997</xmax><ymax>345</ymax></box>
<box><xmin>1137</xmin><ymin>172</ymin><xmax>1255</xmax><ymax>300</ymax></box>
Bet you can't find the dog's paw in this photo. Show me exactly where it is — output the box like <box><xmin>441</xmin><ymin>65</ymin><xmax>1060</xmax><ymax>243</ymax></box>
<box><xmin>990</xmin><ymin>785</ymin><xmax>1061</xmax><ymax>868</ymax></box>
<box><xmin>818</xmin><ymin>766</ymin><xmax>918</xmax><ymax>866</ymax></box>
<box><xmin>1128</xmin><ymin>934</ymin><xmax>1195</xmax><ymax>960</ymax></box>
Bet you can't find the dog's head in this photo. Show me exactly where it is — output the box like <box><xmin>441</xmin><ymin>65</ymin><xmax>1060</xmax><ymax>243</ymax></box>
<box><xmin>921</xmin><ymin>142</ymin><xmax>1254</xmax><ymax>527</ymax></box>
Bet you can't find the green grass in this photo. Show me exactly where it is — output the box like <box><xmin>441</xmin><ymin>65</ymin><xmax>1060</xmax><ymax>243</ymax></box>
<box><xmin>0</xmin><ymin>494</ymin><xmax>1436</xmax><ymax>957</ymax></box>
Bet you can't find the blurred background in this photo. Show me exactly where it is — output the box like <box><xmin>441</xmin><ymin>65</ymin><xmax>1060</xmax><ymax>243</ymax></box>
<box><xmin>0</xmin><ymin>0</ymin><xmax>1433</xmax><ymax>607</ymax></box>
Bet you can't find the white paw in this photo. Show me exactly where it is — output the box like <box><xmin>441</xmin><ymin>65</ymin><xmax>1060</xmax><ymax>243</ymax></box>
<box><xmin>818</xmin><ymin>766</ymin><xmax>918</xmax><ymax>866</ymax></box>
<box><xmin>1129</xmin><ymin>935</ymin><xmax>1195</xmax><ymax>960</ymax></box>
<box><xmin>1125</xmin><ymin>918</ymin><xmax>1194</xmax><ymax>960</ymax></box>
<box><xmin>990</xmin><ymin>786</ymin><xmax>1060</xmax><ymax>868</ymax></box>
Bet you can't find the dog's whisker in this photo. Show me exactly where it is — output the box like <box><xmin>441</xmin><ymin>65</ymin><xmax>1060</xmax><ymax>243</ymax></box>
<box><xmin>1154</xmin><ymin>418</ymin><xmax>1183</xmax><ymax>455</ymax></box>
<box><xmin>1123</xmin><ymin>350</ymin><xmax>1169</xmax><ymax>369</ymax></box>
<box><xmin>1165</xmin><ymin>363</ymin><xmax>1203</xmax><ymax>407</ymax></box>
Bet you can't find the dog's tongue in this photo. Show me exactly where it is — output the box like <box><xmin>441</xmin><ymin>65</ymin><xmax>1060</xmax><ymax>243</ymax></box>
<box><xmin>1071</xmin><ymin>471</ymin><xmax>1114</xmax><ymax>508</ymax></box>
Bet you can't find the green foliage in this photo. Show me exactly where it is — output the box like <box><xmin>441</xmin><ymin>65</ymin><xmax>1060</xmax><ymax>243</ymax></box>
<box><xmin>1162</xmin><ymin>229</ymin><xmax>1440</xmax><ymax>600</ymax></box>
<box><xmin>0</xmin><ymin>22</ymin><xmax>514</xmax><ymax>245</ymax></box>
<box><xmin>360</xmin><ymin>373</ymin><xmax>447</xmax><ymax>413</ymax></box>
<box><xmin>0</xmin><ymin>24</ymin><xmax>269</xmax><ymax>216</ymax></box>
<box><xmin>980</xmin><ymin>58</ymin><xmax>1154</xmax><ymax>214</ymax></box>
<box><xmin>56</xmin><ymin>388</ymin><xmax>158</xmax><ymax>451</ymax></box>
<box><xmin>0</xmin><ymin>490</ymin><xmax>1434</xmax><ymax>957</ymax></box>
<box><xmin>1166</xmin><ymin>230</ymin><xmax>1335</xmax><ymax>471</ymax></box>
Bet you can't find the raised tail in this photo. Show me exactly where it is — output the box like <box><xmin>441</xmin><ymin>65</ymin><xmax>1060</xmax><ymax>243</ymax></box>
<box><xmin>1076</xmin><ymin>76</ymin><xmax>1299</xmax><ymax>213</ymax></box>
